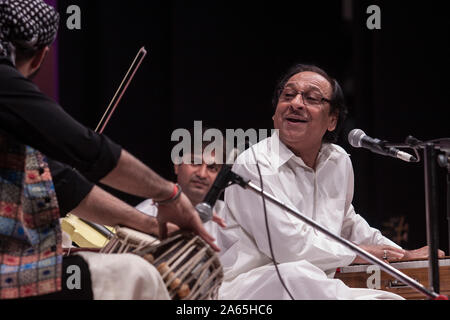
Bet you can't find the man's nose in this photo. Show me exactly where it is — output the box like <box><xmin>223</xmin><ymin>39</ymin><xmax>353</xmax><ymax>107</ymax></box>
<box><xmin>291</xmin><ymin>93</ymin><xmax>306</xmax><ymax>109</ymax></box>
<box><xmin>196</xmin><ymin>164</ymin><xmax>208</xmax><ymax>178</ymax></box>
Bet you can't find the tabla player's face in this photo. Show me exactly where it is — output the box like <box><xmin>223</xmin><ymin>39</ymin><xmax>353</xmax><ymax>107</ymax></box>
<box><xmin>273</xmin><ymin>71</ymin><xmax>338</xmax><ymax>152</ymax></box>
<box><xmin>175</xmin><ymin>153</ymin><xmax>222</xmax><ymax>205</ymax></box>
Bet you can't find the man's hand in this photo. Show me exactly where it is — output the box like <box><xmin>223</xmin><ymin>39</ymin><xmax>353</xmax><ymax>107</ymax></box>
<box><xmin>352</xmin><ymin>245</ymin><xmax>406</xmax><ymax>264</ymax></box>
<box><xmin>157</xmin><ymin>192</ymin><xmax>220</xmax><ymax>251</ymax></box>
<box><xmin>403</xmin><ymin>246</ymin><xmax>445</xmax><ymax>260</ymax></box>
<box><xmin>136</xmin><ymin>216</ymin><xmax>179</xmax><ymax>238</ymax></box>
<box><xmin>212</xmin><ymin>211</ymin><xmax>227</xmax><ymax>228</ymax></box>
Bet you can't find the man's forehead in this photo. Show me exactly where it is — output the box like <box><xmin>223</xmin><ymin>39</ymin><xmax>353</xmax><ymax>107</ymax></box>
<box><xmin>285</xmin><ymin>82</ymin><xmax>322</xmax><ymax>91</ymax></box>
<box><xmin>181</xmin><ymin>152</ymin><xmax>221</xmax><ymax>164</ymax></box>
<box><xmin>286</xmin><ymin>72</ymin><xmax>332</xmax><ymax>93</ymax></box>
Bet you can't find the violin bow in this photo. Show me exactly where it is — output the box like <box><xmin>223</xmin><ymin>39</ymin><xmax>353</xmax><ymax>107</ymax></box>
<box><xmin>76</xmin><ymin>47</ymin><xmax>147</xmax><ymax>240</ymax></box>
<box><xmin>95</xmin><ymin>46</ymin><xmax>148</xmax><ymax>134</ymax></box>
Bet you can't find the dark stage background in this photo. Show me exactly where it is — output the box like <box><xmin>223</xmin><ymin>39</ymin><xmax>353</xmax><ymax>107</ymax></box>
<box><xmin>41</xmin><ymin>1</ymin><xmax>449</xmax><ymax>252</ymax></box>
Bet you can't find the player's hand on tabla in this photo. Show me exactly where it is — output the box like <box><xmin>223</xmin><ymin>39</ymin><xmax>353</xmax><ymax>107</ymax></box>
<box><xmin>157</xmin><ymin>192</ymin><xmax>220</xmax><ymax>252</ymax></box>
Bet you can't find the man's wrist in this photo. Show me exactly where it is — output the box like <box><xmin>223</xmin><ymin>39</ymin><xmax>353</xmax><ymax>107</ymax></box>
<box><xmin>154</xmin><ymin>183</ymin><xmax>182</xmax><ymax>205</ymax></box>
<box><xmin>145</xmin><ymin>216</ymin><xmax>160</xmax><ymax>236</ymax></box>
<box><xmin>128</xmin><ymin>214</ymin><xmax>160</xmax><ymax>236</ymax></box>
<box><xmin>153</xmin><ymin>182</ymin><xmax>176</xmax><ymax>202</ymax></box>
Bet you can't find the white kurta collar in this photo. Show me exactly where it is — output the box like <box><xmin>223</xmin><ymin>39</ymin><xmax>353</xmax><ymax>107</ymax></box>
<box><xmin>267</xmin><ymin>131</ymin><xmax>339</xmax><ymax>171</ymax></box>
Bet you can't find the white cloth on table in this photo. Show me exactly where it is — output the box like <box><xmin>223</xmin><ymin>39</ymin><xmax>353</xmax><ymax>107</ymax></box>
<box><xmin>214</xmin><ymin>132</ymin><xmax>403</xmax><ymax>300</ymax></box>
<box><xmin>76</xmin><ymin>252</ymin><xmax>170</xmax><ymax>300</ymax></box>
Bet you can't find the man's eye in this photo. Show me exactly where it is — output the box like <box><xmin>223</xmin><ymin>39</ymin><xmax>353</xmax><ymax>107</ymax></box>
<box><xmin>282</xmin><ymin>92</ymin><xmax>296</xmax><ymax>98</ymax></box>
<box><xmin>305</xmin><ymin>94</ymin><xmax>321</xmax><ymax>103</ymax></box>
<box><xmin>306</xmin><ymin>96</ymin><xmax>319</xmax><ymax>102</ymax></box>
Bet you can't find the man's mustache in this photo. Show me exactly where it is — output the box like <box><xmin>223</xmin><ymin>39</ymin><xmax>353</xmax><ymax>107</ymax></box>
<box><xmin>190</xmin><ymin>178</ymin><xmax>209</xmax><ymax>186</ymax></box>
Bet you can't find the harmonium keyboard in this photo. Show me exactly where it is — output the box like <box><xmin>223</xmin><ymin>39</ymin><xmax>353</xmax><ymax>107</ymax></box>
<box><xmin>334</xmin><ymin>257</ymin><xmax>450</xmax><ymax>299</ymax></box>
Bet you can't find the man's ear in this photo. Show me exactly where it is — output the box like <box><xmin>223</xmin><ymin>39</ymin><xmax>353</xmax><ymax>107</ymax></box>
<box><xmin>328</xmin><ymin>110</ymin><xmax>339</xmax><ymax>132</ymax></box>
<box><xmin>30</xmin><ymin>46</ymin><xmax>49</xmax><ymax>70</ymax></box>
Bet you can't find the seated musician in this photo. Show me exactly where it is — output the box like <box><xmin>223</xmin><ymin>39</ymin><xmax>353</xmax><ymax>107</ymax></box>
<box><xmin>0</xmin><ymin>0</ymin><xmax>218</xmax><ymax>300</ymax></box>
<box><xmin>214</xmin><ymin>64</ymin><xmax>445</xmax><ymax>300</ymax></box>
<box><xmin>136</xmin><ymin>128</ymin><xmax>226</xmax><ymax>237</ymax></box>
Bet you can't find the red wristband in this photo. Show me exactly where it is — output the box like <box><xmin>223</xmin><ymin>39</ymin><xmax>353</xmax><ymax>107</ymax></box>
<box><xmin>168</xmin><ymin>184</ymin><xmax>178</xmax><ymax>200</ymax></box>
<box><xmin>156</xmin><ymin>184</ymin><xmax>182</xmax><ymax>205</ymax></box>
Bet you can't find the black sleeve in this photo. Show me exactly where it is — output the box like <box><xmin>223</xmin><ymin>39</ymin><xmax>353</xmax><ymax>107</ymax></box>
<box><xmin>47</xmin><ymin>158</ymin><xmax>95</xmax><ymax>217</ymax></box>
<box><xmin>0</xmin><ymin>61</ymin><xmax>122</xmax><ymax>182</ymax></box>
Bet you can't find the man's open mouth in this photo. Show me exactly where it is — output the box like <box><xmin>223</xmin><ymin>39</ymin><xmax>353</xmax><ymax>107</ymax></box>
<box><xmin>286</xmin><ymin>117</ymin><xmax>308</xmax><ymax>123</ymax></box>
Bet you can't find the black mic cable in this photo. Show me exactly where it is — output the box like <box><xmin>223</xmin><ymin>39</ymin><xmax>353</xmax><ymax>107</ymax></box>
<box><xmin>250</xmin><ymin>147</ymin><xmax>295</xmax><ymax>300</ymax></box>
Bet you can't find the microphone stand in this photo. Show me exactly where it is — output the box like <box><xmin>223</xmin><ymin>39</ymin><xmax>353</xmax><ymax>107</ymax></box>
<box><xmin>385</xmin><ymin>137</ymin><xmax>450</xmax><ymax>294</ymax></box>
<box><xmin>438</xmin><ymin>151</ymin><xmax>450</xmax><ymax>268</ymax></box>
<box><xmin>225</xmin><ymin>170</ymin><xmax>445</xmax><ymax>300</ymax></box>
<box><xmin>424</xmin><ymin>143</ymin><xmax>441</xmax><ymax>294</ymax></box>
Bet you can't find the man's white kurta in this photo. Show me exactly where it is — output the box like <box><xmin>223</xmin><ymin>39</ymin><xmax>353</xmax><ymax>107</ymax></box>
<box><xmin>214</xmin><ymin>132</ymin><xmax>403</xmax><ymax>299</ymax></box>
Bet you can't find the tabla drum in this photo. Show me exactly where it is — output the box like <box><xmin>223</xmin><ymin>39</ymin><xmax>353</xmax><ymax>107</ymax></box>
<box><xmin>100</xmin><ymin>226</ymin><xmax>223</xmax><ymax>300</ymax></box>
<box><xmin>334</xmin><ymin>257</ymin><xmax>450</xmax><ymax>299</ymax></box>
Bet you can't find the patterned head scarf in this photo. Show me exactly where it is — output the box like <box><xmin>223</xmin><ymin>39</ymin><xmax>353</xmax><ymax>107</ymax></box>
<box><xmin>0</xmin><ymin>0</ymin><xmax>59</xmax><ymax>63</ymax></box>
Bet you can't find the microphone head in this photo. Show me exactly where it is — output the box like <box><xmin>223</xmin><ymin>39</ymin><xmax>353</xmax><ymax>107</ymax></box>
<box><xmin>348</xmin><ymin>129</ymin><xmax>366</xmax><ymax>148</ymax></box>
<box><xmin>195</xmin><ymin>202</ymin><xmax>213</xmax><ymax>223</ymax></box>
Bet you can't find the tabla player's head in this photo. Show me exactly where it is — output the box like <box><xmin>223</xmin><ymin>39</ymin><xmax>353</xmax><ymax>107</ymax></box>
<box><xmin>0</xmin><ymin>0</ymin><xmax>60</xmax><ymax>78</ymax></box>
<box><xmin>272</xmin><ymin>64</ymin><xmax>348</xmax><ymax>155</ymax></box>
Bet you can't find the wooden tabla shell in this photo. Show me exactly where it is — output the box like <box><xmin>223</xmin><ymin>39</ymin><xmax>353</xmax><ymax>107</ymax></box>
<box><xmin>334</xmin><ymin>258</ymin><xmax>450</xmax><ymax>299</ymax></box>
<box><xmin>100</xmin><ymin>227</ymin><xmax>223</xmax><ymax>300</ymax></box>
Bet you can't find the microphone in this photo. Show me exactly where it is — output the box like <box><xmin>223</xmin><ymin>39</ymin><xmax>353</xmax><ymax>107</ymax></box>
<box><xmin>195</xmin><ymin>149</ymin><xmax>239</xmax><ymax>223</ymax></box>
<box><xmin>348</xmin><ymin>129</ymin><xmax>417</xmax><ymax>162</ymax></box>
